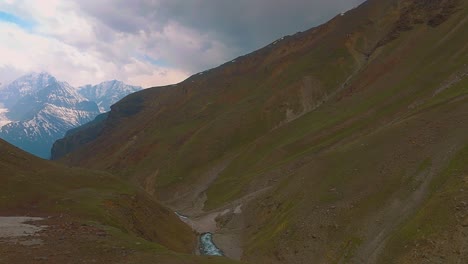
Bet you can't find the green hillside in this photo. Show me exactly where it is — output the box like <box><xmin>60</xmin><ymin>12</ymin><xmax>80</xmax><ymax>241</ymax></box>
<box><xmin>52</xmin><ymin>0</ymin><xmax>467</xmax><ymax>263</ymax></box>
<box><xmin>0</xmin><ymin>139</ymin><xmax>241</xmax><ymax>264</ymax></box>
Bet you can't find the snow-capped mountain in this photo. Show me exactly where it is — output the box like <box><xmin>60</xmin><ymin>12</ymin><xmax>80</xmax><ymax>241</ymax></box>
<box><xmin>78</xmin><ymin>80</ymin><xmax>142</xmax><ymax>112</ymax></box>
<box><xmin>0</xmin><ymin>72</ymin><xmax>100</xmax><ymax>158</ymax></box>
<box><xmin>0</xmin><ymin>73</ymin><xmax>141</xmax><ymax>159</ymax></box>
<box><xmin>0</xmin><ymin>72</ymin><xmax>57</xmax><ymax>109</ymax></box>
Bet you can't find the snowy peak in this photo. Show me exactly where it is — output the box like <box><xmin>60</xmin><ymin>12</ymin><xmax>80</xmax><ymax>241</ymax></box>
<box><xmin>35</xmin><ymin>81</ymin><xmax>95</xmax><ymax>110</ymax></box>
<box><xmin>0</xmin><ymin>72</ymin><xmax>57</xmax><ymax>108</ymax></box>
<box><xmin>3</xmin><ymin>74</ymin><xmax>98</xmax><ymax>122</ymax></box>
<box><xmin>78</xmin><ymin>80</ymin><xmax>142</xmax><ymax>112</ymax></box>
<box><xmin>0</xmin><ymin>72</ymin><xmax>100</xmax><ymax>158</ymax></box>
<box><xmin>0</xmin><ymin>72</ymin><xmax>141</xmax><ymax>158</ymax></box>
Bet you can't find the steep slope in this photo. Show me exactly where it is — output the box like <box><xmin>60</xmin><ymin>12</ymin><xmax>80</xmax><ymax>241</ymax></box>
<box><xmin>56</xmin><ymin>0</ymin><xmax>468</xmax><ymax>263</ymax></box>
<box><xmin>51</xmin><ymin>113</ymin><xmax>109</xmax><ymax>160</ymax></box>
<box><xmin>0</xmin><ymin>73</ymin><xmax>100</xmax><ymax>158</ymax></box>
<box><xmin>78</xmin><ymin>80</ymin><xmax>142</xmax><ymax>112</ymax></box>
<box><xmin>0</xmin><ymin>139</ymin><xmax>240</xmax><ymax>264</ymax></box>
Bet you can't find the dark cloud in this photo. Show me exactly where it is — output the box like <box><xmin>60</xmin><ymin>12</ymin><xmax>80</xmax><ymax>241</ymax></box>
<box><xmin>74</xmin><ymin>0</ymin><xmax>365</xmax><ymax>72</ymax></box>
<box><xmin>158</xmin><ymin>0</ymin><xmax>363</xmax><ymax>48</ymax></box>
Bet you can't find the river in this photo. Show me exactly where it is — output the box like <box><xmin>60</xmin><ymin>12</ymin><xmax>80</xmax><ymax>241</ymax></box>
<box><xmin>199</xmin><ymin>232</ymin><xmax>224</xmax><ymax>256</ymax></box>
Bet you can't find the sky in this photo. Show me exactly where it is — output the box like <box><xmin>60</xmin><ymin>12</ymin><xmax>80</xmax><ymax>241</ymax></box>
<box><xmin>0</xmin><ymin>0</ymin><xmax>365</xmax><ymax>88</ymax></box>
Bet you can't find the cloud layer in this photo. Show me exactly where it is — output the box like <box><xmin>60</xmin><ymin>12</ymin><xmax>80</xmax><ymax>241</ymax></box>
<box><xmin>0</xmin><ymin>0</ymin><xmax>364</xmax><ymax>88</ymax></box>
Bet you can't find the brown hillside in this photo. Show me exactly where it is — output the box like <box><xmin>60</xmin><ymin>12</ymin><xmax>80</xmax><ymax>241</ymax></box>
<box><xmin>0</xmin><ymin>139</ymin><xmax>241</xmax><ymax>264</ymax></box>
<box><xmin>54</xmin><ymin>0</ymin><xmax>468</xmax><ymax>263</ymax></box>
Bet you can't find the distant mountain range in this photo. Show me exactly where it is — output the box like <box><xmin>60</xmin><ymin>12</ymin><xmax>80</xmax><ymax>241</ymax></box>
<box><xmin>78</xmin><ymin>80</ymin><xmax>142</xmax><ymax>113</ymax></box>
<box><xmin>0</xmin><ymin>72</ymin><xmax>142</xmax><ymax>158</ymax></box>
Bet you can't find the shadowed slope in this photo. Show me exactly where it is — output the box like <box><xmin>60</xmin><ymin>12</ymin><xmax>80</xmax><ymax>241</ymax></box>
<box><xmin>0</xmin><ymin>139</ymin><xmax>241</xmax><ymax>264</ymax></box>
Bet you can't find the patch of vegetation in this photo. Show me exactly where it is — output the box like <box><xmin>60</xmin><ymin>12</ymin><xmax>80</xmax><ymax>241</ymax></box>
<box><xmin>379</xmin><ymin>144</ymin><xmax>468</xmax><ymax>262</ymax></box>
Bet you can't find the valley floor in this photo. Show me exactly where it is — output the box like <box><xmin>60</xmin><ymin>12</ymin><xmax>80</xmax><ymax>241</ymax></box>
<box><xmin>0</xmin><ymin>214</ymin><xmax>126</xmax><ymax>264</ymax></box>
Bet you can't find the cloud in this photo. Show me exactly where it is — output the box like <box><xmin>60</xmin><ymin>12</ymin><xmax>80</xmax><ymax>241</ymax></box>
<box><xmin>80</xmin><ymin>0</ymin><xmax>365</xmax><ymax>49</ymax></box>
<box><xmin>0</xmin><ymin>21</ymin><xmax>187</xmax><ymax>88</ymax></box>
<box><xmin>0</xmin><ymin>0</ymin><xmax>364</xmax><ymax>88</ymax></box>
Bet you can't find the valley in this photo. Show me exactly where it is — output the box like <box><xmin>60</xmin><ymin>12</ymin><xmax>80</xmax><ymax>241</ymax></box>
<box><xmin>1</xmin><ymin>0</ymin><xmax>467</xmax><ymax>263</ymax></box>
<box><xmin>0</xmin><ymin>139</ymin><xmax>239</xmax><ymax>263</ymax></box>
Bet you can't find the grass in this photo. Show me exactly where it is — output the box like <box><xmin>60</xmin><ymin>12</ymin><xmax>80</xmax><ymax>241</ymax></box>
<box><xmin>246</xmin><ymin>197</ymin><xmax>297</xmax><ymax>255</ymax></box>
<box><xmin>379</xmin><ymin>144</ymin><xmax>468</xmax><ymax>263</ymax></box>
<box><xmin>0</xmin><ymin>141</ymin><xmax>204</xmax><ymax>263</ymax></box>
<box><xmin>202</xmin><ymin>10</ymin><xmax>468</xmax><ymax>210</ymax></box>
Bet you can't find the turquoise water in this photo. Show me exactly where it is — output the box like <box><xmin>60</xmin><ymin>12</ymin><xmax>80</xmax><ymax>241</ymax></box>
<box><xmin>199</xmin><ymin>232</ymin><xmax>223</xmax><ymax>256</ymax></box>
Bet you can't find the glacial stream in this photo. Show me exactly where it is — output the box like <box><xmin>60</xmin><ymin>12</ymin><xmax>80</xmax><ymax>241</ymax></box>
<box><xmin>175</xmin><ymin>211</ymin><xmax>224</xmax><ymax>256</ymax></box>
<box><xmin>199</xmin><ymin>232</ymin><xmax>224</xmax><ymax>256</ymax></box>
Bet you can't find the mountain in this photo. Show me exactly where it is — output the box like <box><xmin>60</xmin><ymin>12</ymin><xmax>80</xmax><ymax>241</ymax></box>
<box><xmin>0</xmin><ymin>72</ymin><xmax>100</xmax><ymax>158</ymax></box>
<box><xmin>0</xmin><ymin>72</ymin><xmax>57</xmax><ymax>110</ymax></box>
<box><xmin>0</xmin><ymin>73</ymin><xmax>141</xmax><ymax>159</ymax></box>
<box><xmin>0</xmin><ymin>138</ymin><xmax>241</xmax><ymax>264</ymax></box>
<box><xmin>54</xmin><ymin>0</ymin><xmax>468</xmax><ymax>263</ymax></box>
<box><xmin>78</xmin><ymin>80</ymin><xmax>142</xmax><ymax>112</ymax></box>
<box><xmin>51</xmin><ymin>112</ymin><xmax>109</xmax><ymax>160</ymax></box>
<box><xmin>0</xmin><ymin>72</ymin><xmax>56</xmax><ymax>128</ymax></box>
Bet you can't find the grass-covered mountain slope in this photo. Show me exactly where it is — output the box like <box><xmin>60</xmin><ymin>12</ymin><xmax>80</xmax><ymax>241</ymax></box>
<box><xmin>0</xmin><ymin>139</ymin><xmax>241</xmax><ymax>264</ymax></box>
<box><xmin>51</xmin><ymin>112</ymin><xmax>110</xmax><ymax>160</ymax></box>
<box><xmin>54</xmin><ymin>0</ymin><xmax>467</xmax><ymax>262</ymax></box>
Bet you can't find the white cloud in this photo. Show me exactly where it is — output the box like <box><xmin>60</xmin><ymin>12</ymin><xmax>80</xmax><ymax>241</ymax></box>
<box><xmin>0</xmin><ymin>0</ymin><xmax>191</xmax><ymax>88</ymax></box>
<box><xmin>0</xmin><ymin>21</ymin><xmax>188</xmax><ymax>87</ymax></box>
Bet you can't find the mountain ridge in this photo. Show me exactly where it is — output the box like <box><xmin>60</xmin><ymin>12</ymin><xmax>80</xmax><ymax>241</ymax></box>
<box><xmin>78</xmin><ymin>80</ymin><xmax>142</xmax><ymax>112</ymax></box>
<box><xmin>54</xmin><ymin>0</ymin><xmax>468</xmax><ymax>262</ymax></box>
